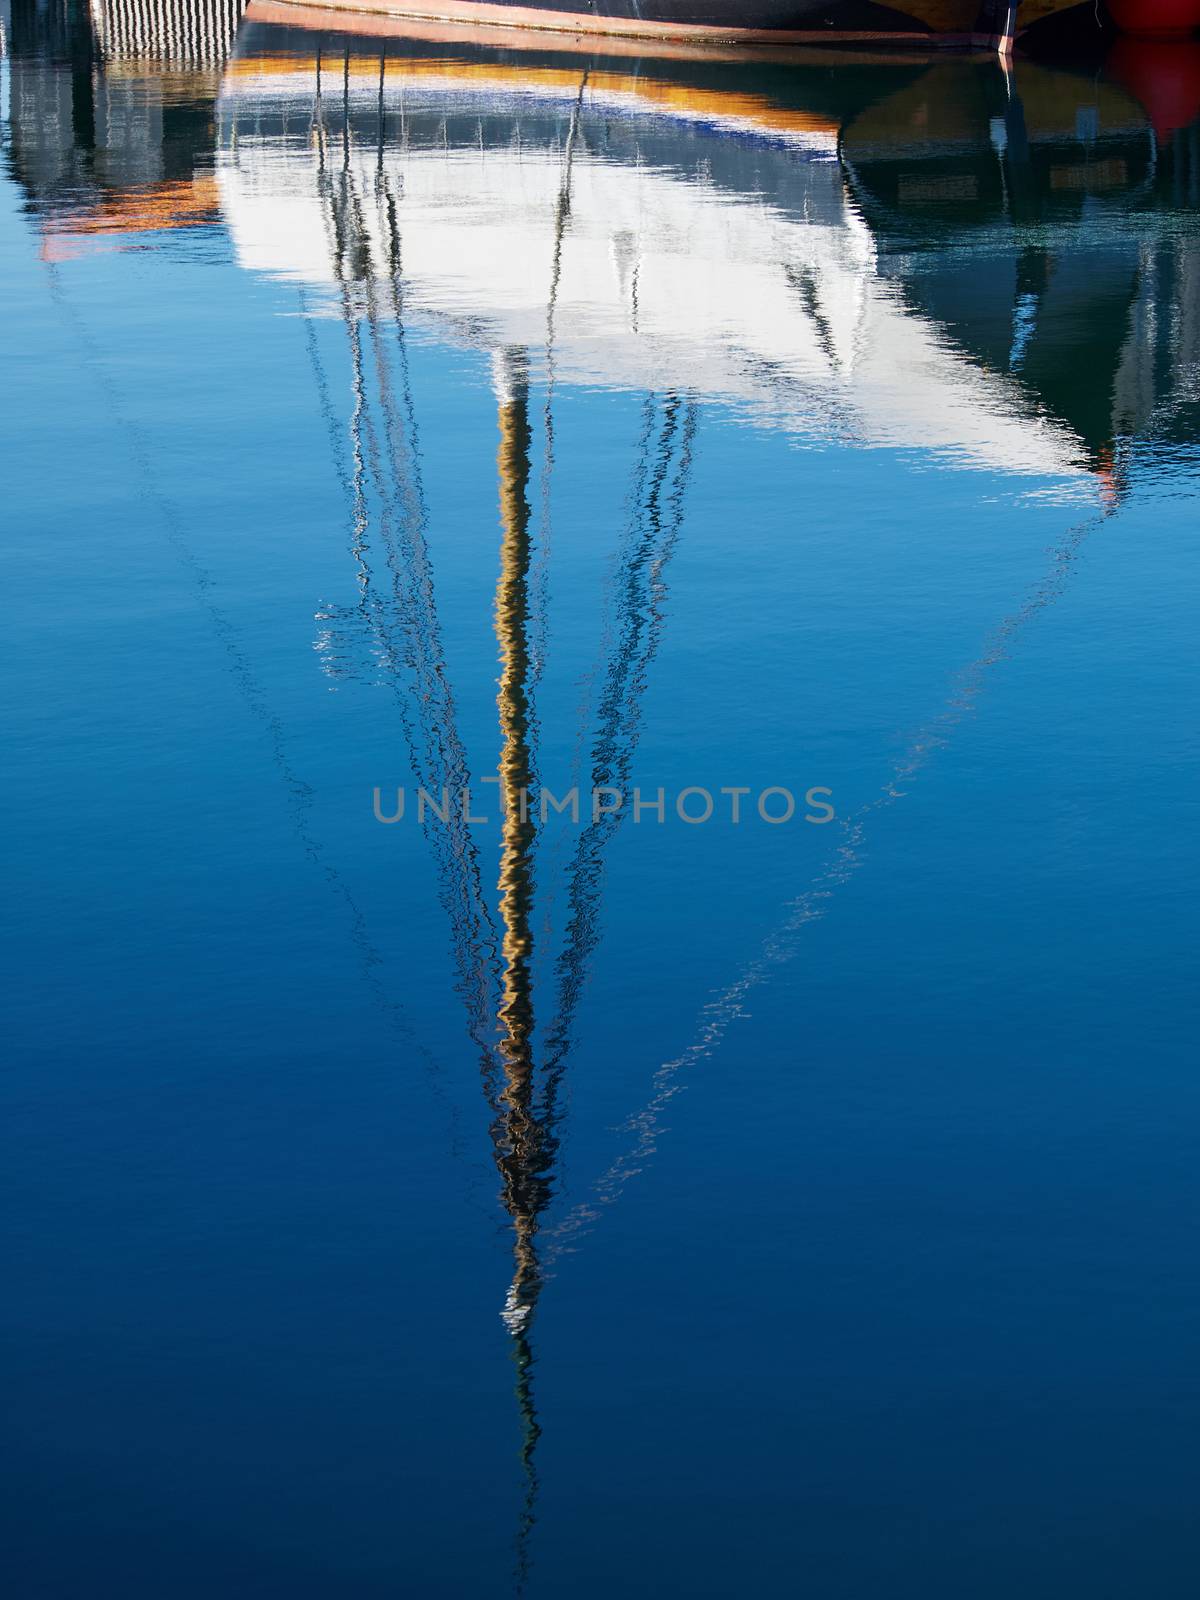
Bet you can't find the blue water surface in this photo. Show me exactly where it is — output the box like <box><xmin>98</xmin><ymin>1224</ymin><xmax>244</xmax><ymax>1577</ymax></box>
<box><xmin>2</xmin><ymin>8</ymin><xmax>1199</xmax><ymax>1595</ymax></box>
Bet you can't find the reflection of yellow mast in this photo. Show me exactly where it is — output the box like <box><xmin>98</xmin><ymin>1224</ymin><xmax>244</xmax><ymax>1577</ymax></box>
<box><xmin>493</xmin><ymin>339</ymin><xmax>544</xmax><ymax>1323</ymax></box>
<box><xmin>494</xmin><ymin>346</ymin><xmax>538</xmax><ymax>1103</ymax></box>
<box><xmin>491</xmin><ymin>339</ymin><xmax>545</xmax><ymax>1329</ymax></box>
<box><xmin>491</xmin><ymin>346</ymin><xmax>547</xmax><ymax>1589</ymax></box>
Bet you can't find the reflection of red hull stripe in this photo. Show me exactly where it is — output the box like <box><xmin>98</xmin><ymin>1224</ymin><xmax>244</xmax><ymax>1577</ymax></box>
<box><xmin>252</xmin><ymin>0</ymin><xmax>985</xmax><ymax>47</ymax></box>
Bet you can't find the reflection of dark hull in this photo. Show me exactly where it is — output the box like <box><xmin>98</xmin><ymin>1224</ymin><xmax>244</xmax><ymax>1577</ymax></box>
<box><xmin>839</xmin><ymin>59</ymin><xmax>1182</xmax><ymax>460</ymax></box>
<box><xmin>234</xmin><ymin>13</ymin><xmax>938</xmax><ymax>127</ymax></box>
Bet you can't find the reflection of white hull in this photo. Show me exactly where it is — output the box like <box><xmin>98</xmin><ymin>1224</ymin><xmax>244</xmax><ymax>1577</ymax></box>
<box><xmin>217</xmin><ymin>66</ymin><xmax>1091</xmax><ymax>482</ymax></box>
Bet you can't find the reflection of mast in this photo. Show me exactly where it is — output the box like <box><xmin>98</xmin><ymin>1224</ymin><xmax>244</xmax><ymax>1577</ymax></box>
<box><xmin>306</xmin><ymin>79</ymin><xmax>559</xmax><ymax>1571</ymax></box>
<box><xmin>488</xmin><ymin>361</ymin><xmax>698</xmax><ymax>1587</ymax></box>
<box><xmin>495</xmin><ymin>347</ymin><xmax>539</xmax><ymax>1095</ymax></box>
<box><xmin>491</xmin><ymin>346</ymin><xmax>552</xmax><ymax>1592</ymax></box>
<box><xmin>531</xmin><ymin>69</ymin><xmax>589</xmax><ymax>693</ymax></box>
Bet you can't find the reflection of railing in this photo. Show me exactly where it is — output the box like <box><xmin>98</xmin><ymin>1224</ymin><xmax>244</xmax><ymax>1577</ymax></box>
<box><xmin>88</xmin><ymin>0</ymin><xmax>244</xmax><ymax>63</ymax></box>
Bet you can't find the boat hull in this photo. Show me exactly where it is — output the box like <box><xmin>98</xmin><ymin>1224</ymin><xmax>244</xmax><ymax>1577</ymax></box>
<box><xmin>252</xmin><ymin>0</ymin><xmax>1026</xmax><ymax>48</ymax></box>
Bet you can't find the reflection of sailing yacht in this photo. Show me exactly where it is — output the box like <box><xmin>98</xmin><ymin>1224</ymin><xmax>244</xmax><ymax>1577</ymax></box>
<box><xmin>208</xmin><ymin>25</ymin><xmax>1200</xmax><ymax>1579</ymax></box>
<box><xmin>215</xmin><ymin>23</ymin><xmax>1200</xmax><ymax>471</ymax></box>
<box><xmin>214</xmin><ymin>27</ymin><xmax>1162</xmax><ymax>481</ymax></box>
<box><xmin>13</xmin><ymin>9</ymin><xmax>1199</xmax><ymax>1579</ymax></box>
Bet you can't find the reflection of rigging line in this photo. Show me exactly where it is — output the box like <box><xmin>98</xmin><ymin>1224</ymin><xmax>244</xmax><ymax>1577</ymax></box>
<box><xmin>39</xmin><ymin>261</ymin><xmax>479</xmax><ymax>1166</ymax></box>
<box><xmin>539</xmin><ymin>390</ymin><xmax>669</xmax><ymax>927</ymax></box>
<box><xmin>540</xmin><ymin>397</ymin><xmax>698</xmax><ymax>1121</ymax></box>
<box><xmin>361</xmin><ymin>218</ymin><xmax>504</xmax><ymax>1050</ymax></box>
<box><xmin>375</xmin><ymin>174</ymin><xmax>429</xmax><ymax>531</ymax></box>
<box><xmin>530</xmin><ymin>69</ymin><xmax>589</xmax><ymax>702</ymax></box>
<box><xmin>785</xmin><ymin>262</ymin><xmax>840</xmax><ymax>374</ymax></box>
<box><xmin>360</xmin><ymin>88</ymin><xmax>506</xmax><ymax>1064</ymax></box>
<box><xmin>544</xmin><ymin>495</ymin><xmax>1113</xmax><ymax>1264</ymax></box>
<box><xmin>375</xmin><ymin>51</ymin><xmax>385</xmax><ymax>179</ymax></box>
<box><xmin>332</xmin><ymin>257</ymin><xmax>503</xmax><ymax>1072</ymax></box>
<box><xmin>510</xmin><ymin>1316</ymin><xmax>540</xmax><ymax>1600</ymax></box>
<box><xmin>312</xmin><ymin>67</ymin><xmax>502</xmax><ymax>1082</ymax></box>
<box><xmin>306</xmin><ymin>221</ymin><xmax>501</xmax><ymax>1114</ymax></box>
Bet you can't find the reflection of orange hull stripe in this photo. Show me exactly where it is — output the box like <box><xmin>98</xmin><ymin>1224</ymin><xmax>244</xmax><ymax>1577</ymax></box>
<box><xmin>229</xmin><ymin>43</ymin><xmax>843</xmax><ymax>140</ymax></box>
<box><xmin>247</xmin><ymin>0</ymin><xmax>979</xmax><ymax>48</ymax></box>
<box><xmin>40</xmin><ymin>178</ymin><xmax>221</xmax><ymax>246</ymax></box>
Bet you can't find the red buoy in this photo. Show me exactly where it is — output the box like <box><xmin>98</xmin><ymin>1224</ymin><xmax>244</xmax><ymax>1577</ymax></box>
<box><xmin>1107</xmin><ymin>36</ymin><xmax>1200</xmax><ymax>136</ymax></box>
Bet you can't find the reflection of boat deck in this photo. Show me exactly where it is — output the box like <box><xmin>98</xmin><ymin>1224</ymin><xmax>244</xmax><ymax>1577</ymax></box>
<box><xmin>7</xmin><ymin>0</ymin><xmax>1196</xmax><ymax>461</ymax></box>
<box><xmin>218</xmin><ymin>32</ymin><xmax>1115</xmax><ymax>477</ymax></box>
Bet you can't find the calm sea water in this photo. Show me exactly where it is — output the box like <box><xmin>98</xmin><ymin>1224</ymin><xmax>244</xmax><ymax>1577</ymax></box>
<box><xmin>3</xmin><ymin>3</ymin><xmax>1199</xmax><ymax>1594</ymax></box>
